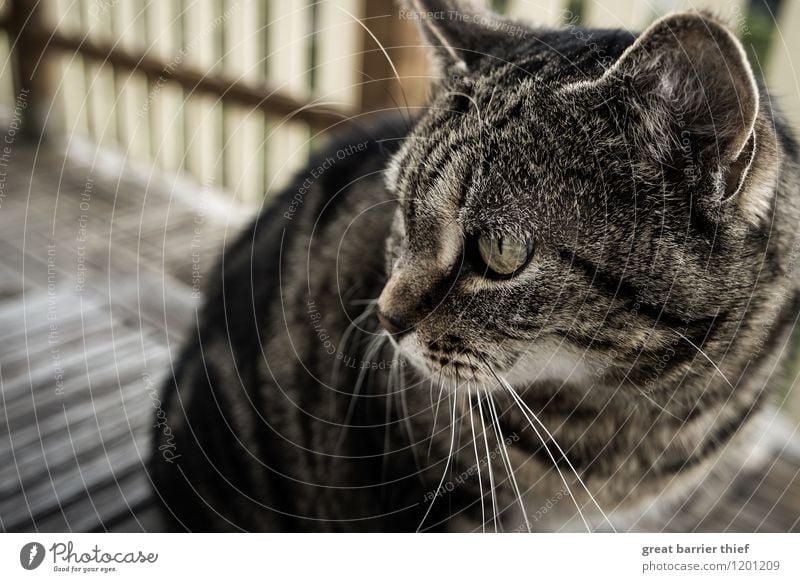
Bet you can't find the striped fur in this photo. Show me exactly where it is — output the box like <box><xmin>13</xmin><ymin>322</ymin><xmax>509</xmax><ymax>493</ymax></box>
<box><xmin>152</xmin><ymin>5</ymin><xmax>800</xmax><ymax>531</ymax></box>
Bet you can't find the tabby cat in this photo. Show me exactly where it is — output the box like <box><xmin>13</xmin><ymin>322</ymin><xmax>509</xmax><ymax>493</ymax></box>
<box><xmin>151</xmin><ymin>0</ymin><xmax>800</xmax><ymax>532</ymax></box>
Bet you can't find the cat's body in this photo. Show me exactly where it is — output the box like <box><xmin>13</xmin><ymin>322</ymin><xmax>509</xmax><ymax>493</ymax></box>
<box><xmin>152</xmin><ymin>3</ymin><xmax>800</xmax><ymax>532</ymax></box>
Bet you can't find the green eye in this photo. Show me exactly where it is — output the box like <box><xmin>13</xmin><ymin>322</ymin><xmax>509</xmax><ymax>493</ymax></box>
<box><xmin>476</xmin><ymin>234</ymin><xmax>533</xmax><ymax>276</ymax></box>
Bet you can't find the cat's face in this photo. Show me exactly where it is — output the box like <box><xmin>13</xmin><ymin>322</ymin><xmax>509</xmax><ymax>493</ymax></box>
<box><xmin>378</xmin><ymin>5</ymin><xmax>774</xmax><ymax>396</ymax></box>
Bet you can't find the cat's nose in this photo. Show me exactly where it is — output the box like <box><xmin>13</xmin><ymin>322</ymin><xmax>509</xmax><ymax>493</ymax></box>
<box><xmin>377</xmin><ymin>311</ymin><xmax>412</xmax><ymax>338</ymax></box>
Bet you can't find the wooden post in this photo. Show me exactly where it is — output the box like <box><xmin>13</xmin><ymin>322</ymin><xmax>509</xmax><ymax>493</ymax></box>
<box><xmin>359</xmin><ymin>0</ymin><xmax>429</xmax><ymax>115</ymax></box>
<box><xmin>8</xmin><ymin>0</ymin><xmax>54</xmax><ymax>138</ymax></box>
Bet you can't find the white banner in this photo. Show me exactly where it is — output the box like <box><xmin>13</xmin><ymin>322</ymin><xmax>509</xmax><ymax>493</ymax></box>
<box><xmin>1</xmin><ymin>533</ymin><xmax>798</xmax><ymax>581</ymax></box>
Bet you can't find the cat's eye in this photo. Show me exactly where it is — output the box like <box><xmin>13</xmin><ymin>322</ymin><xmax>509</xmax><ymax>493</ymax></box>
<box><xmin>476</xmin><ymin>234</ymin><xmax>533</xmax><ymax>277</ymax></box>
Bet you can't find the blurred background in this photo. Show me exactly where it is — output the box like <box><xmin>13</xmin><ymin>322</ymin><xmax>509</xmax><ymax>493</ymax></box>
<box><xmin>1</xmin><ymin>0</ymin><xmax>800</xmax><ymax>532</ymax></box>
<box><xmin>0</xmin><ymin>0</ymin><xmax>797</xmax><ymax>201</ymax></box>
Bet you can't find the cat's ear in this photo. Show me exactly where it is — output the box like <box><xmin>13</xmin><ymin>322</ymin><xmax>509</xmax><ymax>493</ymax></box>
<box><xmin>601</xmin><ymin>12</ymin><xmax>759</xmax><ymax>200</ymax></box>
<box><xmin>402</xmin><ymin>0</ymin><xmax>513</xmax><ymax>72</ymax></box>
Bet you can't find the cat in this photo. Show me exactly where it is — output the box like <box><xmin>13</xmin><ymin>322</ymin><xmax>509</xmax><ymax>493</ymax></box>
<box><xmin>151</xmin><ymin>0</ymin><xmax>800</xmax><ymax>532</ymax></box>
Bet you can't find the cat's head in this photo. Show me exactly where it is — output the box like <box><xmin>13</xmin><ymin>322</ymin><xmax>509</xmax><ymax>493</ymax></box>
<box><xmin>377</xmin><ymin>1</ymin><xmax>780</xmax><ymax>395</ymax></box>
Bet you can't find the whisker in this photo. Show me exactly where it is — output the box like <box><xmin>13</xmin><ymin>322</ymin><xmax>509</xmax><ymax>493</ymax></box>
<box><xmin>474</xmin><ymin>353</ymin><xmax>596</xmax><ymax>531</ymax></box>
<box><xmin>442</xmin><ymin>90</ymin><xmax>484</xmax><ymax>126</ymax></box>
<box><xmin>336</xmin><ymin>4</ymin><xmax>412</xmax><ymax>114</ymax></box>
<box><xmin>502</xmin><ymin>383</ymin><xmax>591</xmax><ymax>531</ymax></box>
<box><xmin>331</xmin><ymin>304</ymin><xmax>378</xmax><ymax>388</ymax></box>
<box><xmin>672</xmin><ymin>329</ymin><xmax>735</xmax><ymax>389</ymax></box>
<box><xmin>348</xmin><ymin>298</ymin><xmax>380</xmax><ymax>305</ymax></box>
<box><xmin>476</xmin><ymin>387</ymin><xmax>498</xmax><ymax>532</ymax></box>
<box><xmin>334</xmin><ymin>332</ymin><xmax>386</xmax><ymax>453</ymax></box>
<box><xmin>417</xmin><ymin>381</ymin><xmax>459</xmax><ymax>532</ymax></box>
<box><xmin>381</xmin><ymin>353</ymin><xmax>394</xmax><ymax>486</ymax></box>
<box><xmin>632</xmin><ymin>383</ymin><xmax>688</xmax><ymax>423</ymax></box>
<box><xmin>486</xmin><ymin>389</ymin><xmax>531</xmax><ymax>532</ymax></box>
<box><xmin>449</xmin><ymin>376</ymin><xmax>463</xmax><ymax>496</ymax></box>
<box><xmin>467</xmin><ymin>382</ymin><xmax>486</xmax><ymax>533</ymax></box>
<box><xmin>398</xmin><ymin>359</ymin><xmax>423</xmax><ymax>473</ymax></box>
<box><xmin>502</xmin><ymin>374</ymin><xmax>618</xmax><ymax>532</ymax></box>
<box><xmin>427</xmin><ymin>369</ymin><xmax>446</xmax><ymax>460</ymax></box>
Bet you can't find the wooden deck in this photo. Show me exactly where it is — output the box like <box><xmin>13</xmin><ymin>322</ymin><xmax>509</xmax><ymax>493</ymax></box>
<box><xmin>0</xmin><ymin>139</ymin><xmax>245</xmax><ymax>532</ymax></box>
<box><xmin>1</xmin><ymin>139</ymin><xmax>800</xmax><ymax>532</ymax></box>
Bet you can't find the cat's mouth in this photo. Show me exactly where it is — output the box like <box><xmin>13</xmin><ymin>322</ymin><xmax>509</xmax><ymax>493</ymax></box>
<box><xmin>421</xmin><ymin>350</ymin><xmax>482</xmax><ymax>378</ymax></box>
<box><xmin>388</xmin><ymin>329</ymin><xmax>601</xmax><ymax>390</ymax></box>
<box><xmin>388</xmin><ymin>332</ymin><xmax>505</xmax><ymax>385</ymax></box>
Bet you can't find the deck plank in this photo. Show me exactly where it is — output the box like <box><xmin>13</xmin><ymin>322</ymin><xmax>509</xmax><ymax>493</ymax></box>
<box><xmin>0</xmin><ymin>143</ymin><xmax>235</xmax><ymax>532</ymax></box>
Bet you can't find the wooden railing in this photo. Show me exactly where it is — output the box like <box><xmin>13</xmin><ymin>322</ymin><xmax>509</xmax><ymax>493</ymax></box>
<box><xmin>0</xmin><ymin>0</ymin><xmax>393</xmax><ymax>202</ymax></box>
<box><xmin>0</xmin><ymin>1</ymin><xmax>799</xmax><ymax>205</ymax></box>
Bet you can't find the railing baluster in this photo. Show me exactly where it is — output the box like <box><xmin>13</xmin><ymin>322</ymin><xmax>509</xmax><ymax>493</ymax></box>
<box><xmin>0</xmin><ymin>0</ymin><xmax>12</xmax><ymax>113</ymax></box>
<box><xmin>113</xmin><ymin>0</ymin><xmax>149</xmax><ymax>162</ymax></box>
<box><xmin>505</xmin><ymin>0</ymin><xmax>569</xmax><ymax>25</ymax></box>
<box><xmin>51</xmin><ymin>0</ymin><xmax>87</xmax><ymax>136</ymax></box>
<box><xmin>8</xmin><ymin>0</ymin><xmax>56</xmax><ymax>136</ymax></box>
<box><xmin>316</xmin><ymin>0</ymin><xmax>361</xmax><ymax>112</ymax></box>
<box><xmin>0</xmin><ymin>25</ymin><xmax>15</xmax><ymax>113</ymax></box>
<box><xmin>581</xmin><ymin>0</ymin><xmax>652</xmax><ymax>29</ymax></box>
<box><xmin>265</xmin><ymin>0</ymin><xmax>311</xmax><ymax>195</ymax></box>
<box><xmin>222</xmin><ymin>0</ymin><xmax>260</xmax><ymax>204</ymax></box>
<box><xmin>145</xmin><ymin>0</ymin><xmax>180</xmax><ymax>173</ymax></box>
<box><xmin>768</xmin><ymin>0</ymin><xmax>800</xmax><ymax>130</ymax></box>
<box><xmin>0</xmin><ymin>0</ymin><xmax>375</xmax><ymax>201</ymax></box>
<box><xmin>80</xmin><ymin>0</ymin><xmax>118</xmax><ymax>149</ymax></box>
<box><xmin>182</xmin><ymin>0</ymin><xmax>220</xmax><ymax>187</ymax></box>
